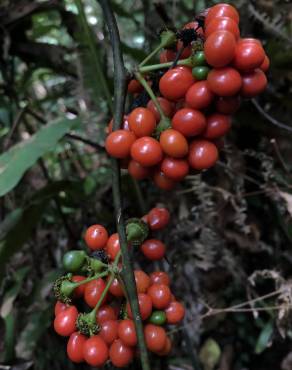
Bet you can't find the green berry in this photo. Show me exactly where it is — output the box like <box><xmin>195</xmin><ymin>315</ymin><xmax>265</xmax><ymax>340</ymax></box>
<box><xmin>192</xmin><ymin>51</ymin><xmax>206</xmax><ymax>66</ymax></box>
<box><xmin>63</xmin><ymin>250</ymin><xmax>86</xmax><ymax>272</ymax></box>
<box><xmin>148</xmin><ymin>310</ymin><xmax>167</xmax><ymax>325</ymax></box>
<box><xmin>192</xmin><ymin>66</ymin><xmax>210</xmax><ymax>80</ymax></box>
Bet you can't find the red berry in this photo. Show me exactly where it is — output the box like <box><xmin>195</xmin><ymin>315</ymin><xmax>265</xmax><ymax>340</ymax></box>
<box><xmin>109</xmin><ymin>339</ymin><xmax>134</xmax><ymax>367</ymax></box>
<box><xmin>83</xmin><ymin>335</ymin><xmax>108</xmax><ymax>367</ymax></box>
<box><xmin>84</xmin><ymin>278</ymin><xmax>107</xmax><ymax>308</ymax></box>
<box><xmin>165</xmin><ymin>301</ymin><xmax>185</xmax><ymax>324</ymax></box>
<box><xmin>207</xmin><ymin>67</ymin><xmax>242</xmax><ymax>96</ymax></box>
<box><xmin>127</xmin><ymin>79</ymin><xmax>143</xmax><ymax>94</ymax></box>
<box><xmin>185</xmin><ymin>81</ymin><xmax>214</xmax><ymax>110</ymax></box>
<box><xmin>131</xmin><ymin>137</ymin><xmax>163</xmax><ymax>167</ymax></box>
<box><xmin>144</xmin><ymin>324</ymin><xmax>167</xmax><ymax>352</ymax></box>
<box><xmin>118</xmin><ymin>319</ymin><xmax>137</xmax><ymax>347</ymax></box>
<box><xmin>106</xmin><ymin>233</ymin><xmax>120</xmax><ymax>260</ymax></box>
<box><xmin>128</xmin><ymin>107</ymin><xmax>157</xmax><ymax>137</ymax></box>
<box><xmin>147</xmin><ymin>97</ymin><xmax>174</xmax><ymax>121</ymax></box>
<box><xmin>188</xmin><ymin>140</ymin><xmax>218</xmax><ymax>170</ymax></box>
<box><xmin>205</xmin><ymin>3</ymin><xmax>240</xmax><ymax>25</ymax></box>
<box><xmin>96</xmin><ymin>305</ymin><xmax>118</xmax><ymax>324</ymax></box>
<box><xmin>54</xmin><ymin>306</ymin><xmax>78</xmax><ymax>337</ymax></box>
<box><xmin>160</xmin><ymin>129</ymin><xmax>188</xmax><ymax>158</ymax></box>
<box><xmin>126</xmin><ymin>293</ymin><xmax>152</xmax><ymax>320</ymax></box>
<box><xmin>147</xmin><ymin>283</ymin><xmax>171</xmax><ymax>309</ymax></box>
<box><xmin>203</xmin><ymin>113</ymin><xmax>231</xmax><ymax>139</ymax></box>
<box><xmin>141</xmin><ymin>239</ymin><xmax>166</xmax><ymax>261</ymax></box>
<box><xmin>153</xmin><ymin>170</ymin><xmax>177</xmax><ymax>191</ymax></box>
<box><xmin>84</xmin><ymin>224</ymin><xmax>108</xmax><ymax>250</ymax></box>
<box><xmin>215</xmin><ymin>95</ymin><xmax>241</xmax><ymax>114</ymax></box>
<box><xmin>100</xmin><ymin>320</ymin><xmax>119</xmax><ymax>345</ymax></box>
<box><xmin>159</xmin><ymin>66</ymin><xmax>194</xmax><ymax>101</ymax></box>
<box><xmin>172</xmin><ymin>108</ymin><xmax>207</xmax><ymax>137</ymax></box>
<box><xmin>128</xmin><ymin>159</ymin><xmax>152</xmax><ymax>180</ymax></box>
<box><xmin>150</xmin><ymin>271</ymin><xmax>170</xmax><ymax>286</ymax></box>
<box><xmin>204</xmin><ymin>30</ymin><xmax>236</xmax><ymax>68</ymax></box>
<box><xmin>147</xmin><ymin>207</ymin><xmax>170</xmax><ymax>230</ymax></box>
<box><xmin>234</xmin><ymin>41</ymin><xmax>265</xmax><ymax>71</ymax></box>
<box><xmin>241</xmin><ymin>69</ymin><xmax>267</xmax><ymax>97</ymax></box>
<box><xmin>161</xmin><ymin>157</ymin><xmax>189</xmax><ymax>181</ymax></box>
<box><xmin>205</xmin><ymin>16</ymin><xmax>240</xmax><ymax>39</ymax></box>
<box><xmin>67</xmin><ymin>332</ymin><xmax>87</xmax><ymax>363</ymax></box>
<box><xmin>105</xmin><ymin>130</ymin><xmax>136</xmax><ymax>159</ymax></box>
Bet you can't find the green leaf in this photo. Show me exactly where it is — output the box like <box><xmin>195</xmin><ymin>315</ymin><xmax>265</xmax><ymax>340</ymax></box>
<box><xmin>0</xmin><ymin>267</ymin><xmax>30</xmax><ymax>362</ymax></box>
<box><xmin>0</xmin><ymin>181</ymin><xmax>74</xmax><ymax>276</ymax></box>
<box><xmin>0</xmin><ymin>117</ymin><xmax>80</xmax><ymax>197</ymax></box>
<box><xmin>199</xmin><ymin>338</ymin><xmax>221</xmax><ymax>370</ymax></box>
<box><xmin>255</xmin><ymin>320</ymin><xmax>274</xmax><ymax>354</ymax></box>
<box><xmin>74</xmin><ymin>0</ymin><xmax>113</xmax><ymax>112</ymax></box>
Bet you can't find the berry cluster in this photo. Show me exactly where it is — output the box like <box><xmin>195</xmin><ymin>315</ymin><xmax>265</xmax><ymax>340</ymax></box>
<box><xmin>105</xmin><ymin>3</ymin><xmax>269</xmax><ymax>190</ymax></box>
<box><xmin>53</xmin><ymin>207</ymin><xmax>185</xmax><ymax>367</ymax></box>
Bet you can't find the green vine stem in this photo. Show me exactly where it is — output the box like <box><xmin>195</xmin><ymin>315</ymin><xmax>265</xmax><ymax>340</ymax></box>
<box><xmin>135</xmin><ymin>71</ymin><xmax>167</xmax><ymax>121</ymax></box>
<box><xmin>139</xmin><ymin>56</ymin><xmax>192</xmax><ymax>73</ymax></box>
<box><xmin>138</xmin><ymin>30</ymin><xmax>176</xmax><ymax>67</ymax></box>
<box><xmin>98</xmin><ymin>1</ymin><xmax>151</xmax><ymax>369</ymax></box>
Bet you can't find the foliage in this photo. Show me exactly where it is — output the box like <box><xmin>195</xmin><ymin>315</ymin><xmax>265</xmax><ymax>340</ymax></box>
<box><xmin>0</xmin><ymin>0</ymin><xmax>292</xmax><ymax>369</ymax></box>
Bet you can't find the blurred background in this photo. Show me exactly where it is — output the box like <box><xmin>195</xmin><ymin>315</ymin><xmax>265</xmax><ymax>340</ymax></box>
<box><xmin>0</xmin><ymin>0</ymin><xmax>292</xmax><ymax>369</ymax></box>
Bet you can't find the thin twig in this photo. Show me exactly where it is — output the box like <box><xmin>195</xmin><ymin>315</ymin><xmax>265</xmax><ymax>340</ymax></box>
<box><xmin>270</xmin><ymin>138</ymin><xmax>290</xmax><ymax>174</ymax></box>
<box><xmin>65</xmin><ymin>133</ymin><xmax>104</xmax><ymax>150</ymax></box>
<box><xmin>98</xmin><ymin>1</ymin><xmax>151</xmax><ymax>369</ymax></box>
<box><xmin>3</xmin><ymin>105</ymin><xmax>28</xmax><ymax>150</ymax></box>
<box><xmin>252</xmin><ymin>99</ymin><xmax>292</xmax><ymax>134</ymax></box>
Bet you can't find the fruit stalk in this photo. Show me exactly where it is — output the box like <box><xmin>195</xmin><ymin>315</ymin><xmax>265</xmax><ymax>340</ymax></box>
<box><xmin>98</xmin><ymin>1</ymin><xmax>151</xmax><ymax>369</ymax></box>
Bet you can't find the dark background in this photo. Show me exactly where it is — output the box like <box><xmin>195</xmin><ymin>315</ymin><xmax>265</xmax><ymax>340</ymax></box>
<box><xmin>0</xmin><ymin>0</ymin><xmax>292</xmax><ymax>369</ymax></box>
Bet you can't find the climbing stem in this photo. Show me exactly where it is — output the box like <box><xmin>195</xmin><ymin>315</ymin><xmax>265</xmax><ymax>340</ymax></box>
<box><xmin>135</xmin><ymin>71</ymin><xmax>166</xmax><ymax>120</ymax></box>
<box><xmin>98</xmin><ymin>1</ymin><xmax>151</xmax><ymax>369</ymax></box>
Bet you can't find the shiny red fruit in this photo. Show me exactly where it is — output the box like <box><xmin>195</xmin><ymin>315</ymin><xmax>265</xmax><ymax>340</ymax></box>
<box><xmin>54</xmin><ymin>301</ymin><xmax>67</xmax><ymax>316</ymax></box>
<box><xmin>156</xmin><ymin>336</ymin><xmax>172</xmax><ymax>356</ymax></box>
<box><xmin>241</xmin><ymin>69</ymin><xmax>267</xmax><ymax>97</ymax></box>
<box><xmin>105</xmin><ymin>130</ymin><xmax>136</xmax><ymax>159</ymax></box>
<box><xmin>131</xmin><ymin>137</ymin><xmax>163</xmax><ymax>167</ymax></box>
<box><xmin>126</xmin><ymin>293</ymin><xmax>152</xmax><ymax>320</ymax></box>
<box><xmin>205</xmin><ymin>3</ymin><xmax>240</xmax><ymax>25</ymax></box>
<box><xmin>188</xmin><ymin>140</ymin><xmax>219</xmax><ymax>170</ymax></box>
<box><xmin>84</xmin><ymin>224</ymin><xmax>108</xmax><ymax>250</ymax></box>
<box><xmin>148</xmin><ymin>283</ymin><xmax>171</xmax><ymax>309</ymax></box>
<box><xmin>172</xmin><ymin>108</ymin><xmax>207</xmax><ymax>137</ymax></box>
<box><xmin>67</xmin><ymin>332</ymin><xmax>87</xmax><ymax>363</ymax></box>
<box><xmin>165</xmin><ymin>301</ymin><xmax>185</xmax><ymax>324</ymax></box>
<box><xmin>144</xmin><ymin>324</ymin><xmax>167</xmax><ymax>352</ymax></box>
<box><xmin>260</xmin><ymin>55</ymin><xmax>270</xmax><ymax>72</ymax></box>
<box><xmin>203</xmin><ymin>113</ymin><xmax>231</xmax><ymax>139</ymax></box>
<box><xmin>159</xmin><ymin>66</ymin><xmax>194</xmax><ymax>101</ymax></box>
<box><xmin>134</xmin><ymin>270</ymin><xmax>151</xmax><ymax>294</ymax></box>
<box><xmin>128</xmin><ymin>107</ymin><xmax>156</xmax><ymax>137</ymax></box>
<box><xmin>83</xmin><ymin>335</ymin><xmax>108</xmax><ymax>367</ymax></box>
<box><xmin>185</xmin><ymin>81</ymin><xmax>214</xmax><ymax>110</ymax></box>
<box><xmin>234</xmin><ymin>41</ymin><xmax>265</xmax><ymax>71</ymax></box>
<box><xmin>128</xmin><ymin>159</ymin><xmax>152</xmax><ymax>180</ymax></box>
<box><xmin>161</xmin><ymin>157</ymin><xmax>189</xmax><ymax>181</ymax></box>
<box><xmin>150</xmin><ymin>271</ymin><xmax>170</xmax><ymax>286</ymax></box>
<box><xmin>141</xmin><ymin>239</ymin><xmax>166</xmax><ymax>261</ymax></box>
<box><xmin>54</xmin><ymin>306</ymin><xmax>78</xmax><ymax>337</ymax></box>
<box><xmin>153</xmin><ymin>170</ymin><xmax>176</xmax><ymax>191</ymax></box>
<box><xmin>127</xmin><ymin>79</ymin><xmax>143</xmax><ymax>94</ymax></box>
<box><xmin>204</xmin><ymin>30</ymin><xmax>236</xmax><ymax>67</ymax></box>
<box><xmin>147</xmin><ymin>97</ymin><xmax>174</xmax><ymax>121</ymax></box>
<box><xmin>207</xmin><ymin>67</ymin><xmax>242</xmax><ymax>96</ymax></box>
<box><xmin>147</xmin><ymin>207</ymin><xmax>170</xmax><ymax>230</ymax></box>
<box><xmin>72</xmin><ymin>275</ymin><xmax>86</xmax><ymax>298</ymax></box>
<box><xmin>109</xmin><ymin>339</ymin><xmax>134</xmax><ymax>367</ymax></box>
<box><xmin>106</xmin><ymin>233</ymin><xmax>120</xmax><ymax>261</ymax></box>
<box><xmin>160</xmin><ymin>129</ymin><xmax>188</xmax><ymax>158</ymax></box>
<box><xmin>205</xmin><ymin>16</ymin><xmax>240</xmax><ymax>39</ymax></box>
<box><xmin>100</xmin><ymin>320</ymin><xmax>119</xmax><ymax>344</ymax></box>
<box><xmin>109</xmin><ymin>276</ymin><xmax>124</xmax><ymax>297</ymax></box>
<box><xmin>96</xmin><ymin>305</ymin><xmax>118</xmax><ymax>324</ymax></box>
<box><xmin>84</xmin><ymin>278</ymin><xmax>107</xmax><ymax>308</ymax></box>
<box><xmin>118</xmin><ymin>319</ymin><xmax>137</xmax><ymax>347</ymax></box>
